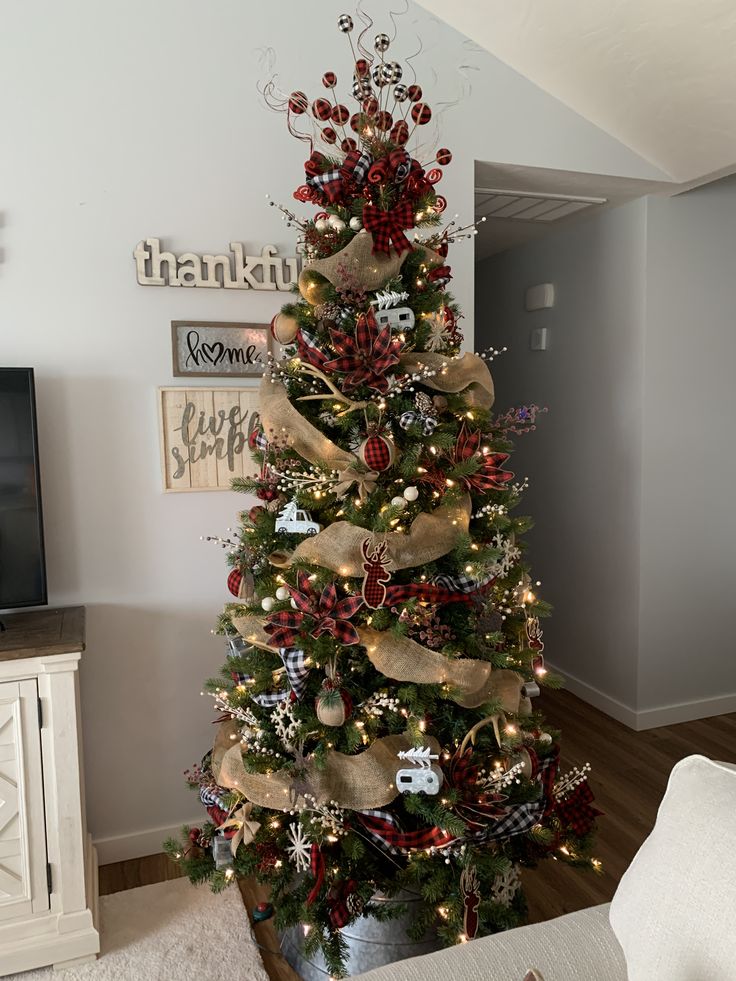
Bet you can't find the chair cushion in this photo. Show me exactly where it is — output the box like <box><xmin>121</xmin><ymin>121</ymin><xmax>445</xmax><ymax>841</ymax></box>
<box><xmin>353</xmin><ymin>904</ymin><xmax>626</xmax><ymax>981</ymax></box>
<box><xmin>610</xmin><ymin>755</ymin><xmax>736</xmax><ymax>980</ymax></box>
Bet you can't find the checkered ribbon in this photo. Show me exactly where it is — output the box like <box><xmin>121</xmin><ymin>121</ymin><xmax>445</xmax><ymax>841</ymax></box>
<box><xmin>279</xmin><ymin>648</ymin><xmax>310</xmax><ymax>700</ymax></box>
<box><xmin>356</xmin><ymin>810</ymin><xmax>457</xmax><ymax>856</ymax></box>
<box><xmin>308</xmin><ymin>148</ymin><xmax>373</xmax><ymax>203</ymax></box>
<box><xmin>327</xmin><ymin>879</ymin><xmax>363</xmax><ymax>928</ymax></box>
<box><xmin>555</xmin><ymin>781</ymin><xmax>603</xmax><ymax>837</ymax></box>
<box><xmin>363</xmin><ymin>201</ymin><xmax>415</xmax><ymax>256</ymax></box>
<box><xmin>467</xmin><ymin>799</ymin><xmax>546</xmax><ymax>844</ymax></box>
<box><xmin>248</xmin><ymin>427</ymin><xmax>269</xmax><ymax>452</ymax></box>
<box><xmin>399</xmin><ymin>409</ymin><xmax>438</xmax><ymax>436</ymax></box>
<box><xmin>383</xmin><ymin>575</ymin><xmax>495</xmax><ymax>607</ymax></box>
<box><xmin>295</xmin><ymin>328</ymin><xmax>329</xmax><ymax>369</ymax></box>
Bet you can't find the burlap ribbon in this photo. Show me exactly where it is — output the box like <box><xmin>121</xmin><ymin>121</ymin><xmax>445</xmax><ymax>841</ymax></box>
<box><xmin>399</xmin><ymin>352</ymin><xmax>495</xmax><ymax>410</ymax></box>
<box><xmin>212</xmin><ymin>717</ymin><xmax>440</xmax><ymax>810</ymax></box>
<box><xmin>333</xmin><ymin>466</ymin><xmax>379</xmax><ymax>500</ymax></box>
<box><xmin>231</xmin><ymin>616</ymin><xmax>523</xmax><ymax>713</ymax></box>
<box><xmin>259</xmin><ymin>374</ymin><xmax>357</xmax><ymax>470</ymax></box>
<box><xmin>269</xmin><ymin>495</ymin><xmax>471</xmax><ymax>574</ymax></box>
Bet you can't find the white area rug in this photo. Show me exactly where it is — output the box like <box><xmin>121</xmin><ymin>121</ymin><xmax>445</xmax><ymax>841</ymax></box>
<box><xmin>12</xmin><ymin>877</ymin><xmax>269</xmax><ymax>981</ymax></box>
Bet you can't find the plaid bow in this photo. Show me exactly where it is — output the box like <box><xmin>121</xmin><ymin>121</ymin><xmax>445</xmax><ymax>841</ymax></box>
<box><xmin>264</xmin><ymin>571</ymin><xmax>364</xmax><ymax>647</ymax></box>
<box><xmin>362</xmin><ymin>201</ymin><xmax>415</xmax><ymax>255</ymax></box>
<box><xmin>555</xmin><ymin>781</ymin><xmax>603</xmax><ymax>837</ymax></box>
<box><xmin>323</xmin><ymin>308</ymin><xmax>402</xmax><ymax>393</ymax></box>
<box><xmin>419</xmin><ymin>426</ymin><xmax>514</xmax><ymax>494</ymax></box>
<box><xmin>427</xmin><ymin>264</ymin><xmax>452</xmax><ymax>287</ymax></box>
<box><xmin>279</xmin><ymin>648</ymin><xmax>311</xmax><ymax>700</ymax></box>
<box><xmin>308</xmin><ymin>148</ymin><xmax>373</xmax><ymax>204</ymax></box>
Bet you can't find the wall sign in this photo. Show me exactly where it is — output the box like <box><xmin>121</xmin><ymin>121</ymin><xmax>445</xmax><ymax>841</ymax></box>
<box><xmin>134</xmin><ymin>238</ymin><xmax>300</xmax><ymax>290</ymax></box>
<box><xmin>171</xmin><ymin>321</ymin><xmax>272</xmax><ymax>378</ymax></box>
<box><xmin>158</xmin><ymin>387</ymin><xmax>260</xmax><ymax>492</ymax></box>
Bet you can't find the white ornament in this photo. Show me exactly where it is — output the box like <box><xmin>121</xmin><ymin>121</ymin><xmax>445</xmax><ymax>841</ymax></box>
<box><xmin>391</xmin><ymin>496</ymin><xmax>407</xmax><ymax>510</ymax></box>
<box><xmin>275</xmin><ymin>499</ymin><xmax>321</xmax><ymax>536</ymax></box>
<box><xmin>349</xmin><ymin>217</ymin><xmax>363</xmax><ymax>231</ymax></box>
<box><xmin>371</xmin><ymin>289</ymin><xmax>410</xmax><ymax>311</ymax></box>
<box><xmin>315</xmin><ymin>218</ymin><xmax>328</xmax><ymax>232</ymax></box>
<box><xmin>374</xmin><ymin>306</ymin><xmax>415</xmax><ymax>332</ymax></box>
<box><xmin>396</xmin><ymin>745</ymin><xmax>443</xmax><ymax>795</ymax></box>
<box><xmin>261</xmin><ymin>596</ymin><xmax>276</xmax><ymax>612</ymax></box>
<box><xmin>491</xmin><ymin>864</ymin><xmax>521</xmax><ymax>907</ymax></box>
<box><xmin>272</xmin><ymin>699</ymin><xmax>300</xmax><ymax>751</ymax></box>
<box><xmin>328</xmin><ymin>215</ymin><xmax>346</xmax><ymax>232</ymax></box>
<box><xmin>403</xmin><ymin>486</ymin><xmax>419</xmax><ymax>502</ymax></box>
<box><xmin>276</xmin><ymin>585</ymin><xmax>290</xmax><ymax>601</ymax></box>
<box><xmin>290</xmin><ymin>598</ymin><xmax>298</xmax><ymax>609</ymax></box>
<box><xmin>539</xmin><ymin>732</ymin><xmax>553</xmax><ymax>745</ymax></box>
<box><xmin>285</xmin><ymin>822</ymin><xmax>312</xmax><ymax>872</ymax></box>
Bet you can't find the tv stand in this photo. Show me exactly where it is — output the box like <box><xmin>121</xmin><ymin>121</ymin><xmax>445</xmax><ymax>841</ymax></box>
<box><xmin>0</xmin><ymin>606</ymin><xmax>99</xmax><ymax>975</ymax></box>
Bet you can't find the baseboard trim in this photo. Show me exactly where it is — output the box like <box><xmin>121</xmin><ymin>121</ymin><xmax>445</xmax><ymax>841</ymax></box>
<box><xmin>547</xmin><ymin>663</ymin><xmax>639</xmax><ymax>729</ymax></box>
<box><xmin>548</xmin><ymin>662</ymin><xmax>736</xmax><ymax>731</ymax></box>
<box><xmin>93</xmin><ymin>818</ymin><xmax>202</xmax><ymax>865</ymax></box>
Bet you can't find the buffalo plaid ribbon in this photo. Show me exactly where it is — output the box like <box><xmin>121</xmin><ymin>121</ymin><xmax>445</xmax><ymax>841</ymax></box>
<box><xmin>248</xmin><ymin>427</ymin><xmax>269</xmax><ymax>453</ymax></box>
<box><xmin>555</xmin><ymin>781</ymin><xmax>603</xmax><ymax>837</ymax></box>
<box><xmin>295</xmin><ymin>328</ymin><xmax>329</xmax><ymax>369</ymax></box>
<box><xmin>361</xmin><ymin>436</ymin><xmax>392</xmax><ymax>471</ymax></box>
<box><xmin>308</xmin><ymin>148</ymin><xmax>373</xmax><ymax>203</ymax></box>
<box><xmin>383</xmin><ymin>575</ymin><xmax>495</xmax><ymax>607</ymax></box>
<box><xmin>307</xmin><ymin>843</ymin><xmax>325</xmax><ymax>905</ymax></box>
<box><xmin>363</xmin><ymin>201</ymin><xmax>415</xmax><ymax>255</ymax></box>
<box><xmin>357</xmin><ymin>810</ymin><xmax>456</xmax><ymax>856</ymax></box>
<box><xmin>264</xmin><ymin>571</ymin><xmax>364</xmax><ymax>647</ymax></box>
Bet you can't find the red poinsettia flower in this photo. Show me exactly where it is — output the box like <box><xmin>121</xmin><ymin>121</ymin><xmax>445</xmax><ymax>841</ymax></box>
<box><xmin>323</xmin><ymin>308</ymin><xmax>402</xmax><ymax>393</ymax></box>
<box><xmin>419</xmin><ymin>425</ymin><xmax>514</xmax><ymax>493</ymax></box>
<box><xmin>264</xmin><ymin>571</ymin><xmax>364</xmax><ymax>647</ymax></box>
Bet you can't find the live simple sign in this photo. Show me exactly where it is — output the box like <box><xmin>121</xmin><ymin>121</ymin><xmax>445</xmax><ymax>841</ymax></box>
<box><xmin>158</xmin><ymin>387</ymin><xmax>260</xmax><ymax>491</ymax></box>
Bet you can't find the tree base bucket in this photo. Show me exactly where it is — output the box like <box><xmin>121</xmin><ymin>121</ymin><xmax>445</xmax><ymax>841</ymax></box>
<box><xmin>279</xmin><ymin>890</ymin><xmax>443</xmax><ymax>979</ymax></box>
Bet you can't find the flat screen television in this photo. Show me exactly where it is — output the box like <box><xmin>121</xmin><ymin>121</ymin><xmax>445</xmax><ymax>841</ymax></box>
<box><xmin>0</xmin><ymin>368</ymin><xmax>47</xmax><ymax>610</ymax></box>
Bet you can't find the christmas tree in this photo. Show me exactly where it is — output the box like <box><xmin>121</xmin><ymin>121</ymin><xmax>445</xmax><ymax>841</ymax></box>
<box><xmin>167</xmin><ymin>13</ymin><xmax>600</xmax><ymax>977</ymax></box>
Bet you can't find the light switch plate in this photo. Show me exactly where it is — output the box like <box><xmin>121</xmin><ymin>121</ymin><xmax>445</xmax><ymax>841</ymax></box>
<box><xmin>530</xmin><ymin>327</ymin><xmax>548</xmax><ymax>351</ymax></box>
<box><xmin>525</xmin><ymin>283</ymin><xmax>555</xmax><ymax>311</ymax></box>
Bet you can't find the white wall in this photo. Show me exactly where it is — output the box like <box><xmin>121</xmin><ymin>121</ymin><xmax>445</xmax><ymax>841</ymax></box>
<box><xmin>475</xmin><ymin>202</ymin><xmax>647</xmax><ymax>713</ymax></box>
<box><xmin>638</xmin><ymin>177</ymin><xmax>736</xmax><ymax>715</ymax></box>
<box><xmin>0</xmin><ymin>0</ymin><xmax>665</xmax><ymax>858</ymax></box>
<box><xmin>476</xmin><ymin>178</ymin><xmax>736</xmax><ymax>728</ymax></box>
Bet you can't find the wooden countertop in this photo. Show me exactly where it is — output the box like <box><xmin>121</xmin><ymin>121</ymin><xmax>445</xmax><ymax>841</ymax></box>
<box><xmin>0</xmin><ymin>606</ymin><xmax>86</xmax><ymax>661</ymax></box>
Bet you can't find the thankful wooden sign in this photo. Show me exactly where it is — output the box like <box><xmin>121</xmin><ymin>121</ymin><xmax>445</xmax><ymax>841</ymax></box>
<box><xmin>158</xmin><ymin>387</ymin><xmax>260</xmax><ymax>491</ymax></box>
<box><xmin>134</xmin><ymin>238</ymin><xmax>300</xmax><ymax>290</ymax></box>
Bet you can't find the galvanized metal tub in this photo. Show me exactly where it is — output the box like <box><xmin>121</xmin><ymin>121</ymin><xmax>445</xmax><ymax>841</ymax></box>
<box><xmin>279</xmin><ymin>890</ymin><xmax>443</xmax><ymax>979</ymax></box>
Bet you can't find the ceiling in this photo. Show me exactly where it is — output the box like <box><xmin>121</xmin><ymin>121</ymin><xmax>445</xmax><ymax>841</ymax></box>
<box><xmin>416</xmin><ymin>0</ymin><xmax>736</xmax><ymax>184</ymax></box>
<box><xmin>474</xmin><ymin>161</ymin><xmax>671</xmax><ymax>259</ymax></box>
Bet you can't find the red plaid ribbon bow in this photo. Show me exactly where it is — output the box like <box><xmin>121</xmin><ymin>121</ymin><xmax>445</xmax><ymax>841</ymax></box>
<box><xmin>308</xmin><ymin>148</ymin><xmax>373</xmax><ymax>204</ymax></box>
<box><xmin>419</xmin><ymin>426</ymin><xmax>514</xmax><ymax>494</ymax></box>
<box><xmin>327</xmin><ymin>879</ymin><xmax>364</xmax><ymax>928</ymax></box>
<box><xmin>264</xmin><ymin>571</ymin><xmax>364</xmax><ymax>648</ymax></box>
<box><xmin>362</xmin><ymin>201</ymin><xmax>415</xmax><ymax>255</ymax></box>
<box><xmin>555</xmin><ymin>781</ymin><xmax>603</xmax><ymax>837</ymax></box>
<box><xmin>357</xmin><ymin>810</ymin><xmax>456</xmax><ymax>855</ymax></box>
<box><xmin>323</xmin><ymin>308</ymin><xmax>402</xmax><ymax>393</ymax></box>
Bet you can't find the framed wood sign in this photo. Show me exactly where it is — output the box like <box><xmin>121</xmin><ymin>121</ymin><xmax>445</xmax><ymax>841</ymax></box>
<box><xmin>158</xmin><ymin>387</ymin><xmax>260</xmax><ymax>492</ymax></box>
<box><xmin>171</xmin><ymin>321</ymin><xmax>273</xmax><ymax>378</ymax></box>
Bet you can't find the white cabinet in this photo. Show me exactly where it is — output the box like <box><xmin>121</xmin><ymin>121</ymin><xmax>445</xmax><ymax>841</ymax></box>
<box><xmin>0</xmin><ymin>607</ymin><xmax>99</xmax><ymax>976</ymax></box>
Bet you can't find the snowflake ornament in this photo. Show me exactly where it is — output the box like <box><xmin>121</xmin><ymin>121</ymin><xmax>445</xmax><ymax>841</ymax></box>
<box><xmin>491</xmin><ymin>864</ymin><xmax>521</xmax><ymax>907</ymax></box>
<box><xmin>272</xmin><ymin>699</ymin><xmax>301</xmax><ymax>751</ymax></box>
<box><xmin>285</xmin><ymin>822</ymin><xmax>313</xmax><ymax>871</ymax></box>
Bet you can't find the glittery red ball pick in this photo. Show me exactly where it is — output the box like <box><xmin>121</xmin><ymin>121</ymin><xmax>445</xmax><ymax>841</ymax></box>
<box><xmin>362</xmin><ymin>96</ymin><xmax>379</xmax><ymax>115</ymax></box>
<box><xmin>407</xmin><ymin>83</ymin><xmax>423</xmax><ymax>102</ymax></box>
<box><xmin>321</xmin><ymin>127</ymin><xmax>338</xmax><ymax>144</ymax></box>
<box><xmin>390</xmin><ymin>120</ymin><xmax>409</xmax><ymax>144</ymax></box>
<box><xmin>331</xmin><ymin>104</ymin><xmax>350</xmax><ymax>125</ymax></box>
<box><xmin>341</xmin><ymin>137</ymin><xmax>358</xmax><ymax>152</ymax></box>
<box><xmin>322</xmin><ymin>71</ymin><xmax>337</xmax><ymax>88</ymax></box>
<box><xmin>436</xmin><ymin>147</ymin><xmax>453</xmax><ymax>165</ymax></box>
<box><xmin>355</xmin><ymin>58</ymin><xmax>370</xmax><ymax>77</ymax></box>
<box><xmin>375</xmin><ymin>110</ymin><xmax>393</xmax><ymax>131</ymax></box>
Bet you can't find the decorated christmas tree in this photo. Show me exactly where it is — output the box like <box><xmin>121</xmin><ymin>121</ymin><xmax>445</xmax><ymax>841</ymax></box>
<box><xmin>167</xmin><ymin>13</ymin><xmax>600</xmax><ymax>977</ymax></box>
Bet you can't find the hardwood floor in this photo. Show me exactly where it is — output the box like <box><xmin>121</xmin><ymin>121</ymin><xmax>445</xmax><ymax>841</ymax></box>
<box><xmin>99</xmin><ymin>687</ymin><xmax>736</xmax><ymax>979</ymax></box>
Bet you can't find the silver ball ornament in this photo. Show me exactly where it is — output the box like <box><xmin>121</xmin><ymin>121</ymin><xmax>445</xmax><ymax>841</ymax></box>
<box><xmin>374</xmin><ymin>33</ymin><xmax>390</xmax><ymax>52</ymax></box>
<box><xmin>403</xmin><ymin>486</ymin><xmax>419</xmax><ymax>502</ymax></box>
<box><xmin>394</xmin><ymin>83</ymin><xmax>408</xmax><ymax>102</ymax></box>
<box><xmin>338</xmin><ymin>13</ymin><xmax>354</xmax><ymax>32</ymax></box>
<box><xmin>391</xmin><ymin>496</ymin><xmax>407</xmax><ymax>510</ymax></box>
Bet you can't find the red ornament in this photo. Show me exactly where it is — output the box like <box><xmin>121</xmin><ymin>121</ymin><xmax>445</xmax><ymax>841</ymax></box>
<box><xmin>411</xmin><ymin>102</ymin><xmax>432</xmax><ymax>125</ymax></box>
<box><xmin>407</xmin><ymin>83</ymin><xmax>422</xmax><ymax>101</ymax></box>
<box><xmin>321</xmin><ymin>127</ymin><xmax>337</xmax><ymax>144</ymax></box>
<box><xmin>322</xmin><ymin>71</ymin><xmax>337</xmax><ymax>88</ymax></box>
<box><xmin>375</xmin><ymin>110</ymin><xmax>393</xmax><ymax>131</ymax></box>
<box><xmin>227</xmin><ymin>568</ymin><xmax>243</xmax><ymax>597</ymax></box>
<box><xmin>359</xmin><ymin>433</ymin><xmax>395</xmax><ymax>472</ymax></box>
<box><xmin>390</xmin><ymin>120</ymin><xmax>409</xmax><ymax>144</ymax></box>
<box><xmin>436</xmin><ymin>147</ymin><xmax>452</xmax><ymax>165</ymax></box>
<box><xmin>355</xmin><ymin>58</ymin><xmax>370</xmax><ymax>77</ymax></box>
<box><xmin>331</xmin><ymin>103</ymin><xmax>350</xmax><ymax>125</ymax></box>
<box><xmin>341</xmin><ymin>137</ymin><xmax>358</xmax><ymax>153</ymax></box>
<box><xmin>434</xmin><ymin>195</ymin><xmax>447</xmax><ymax>213</ymax></box>
<box><xmin>350</xmin><ymin>113</ymin><xmax>363</xmax><ymax>133</ymax></box>
<box><xmin>288</xmin><ymin>90</ymin><xmax>309</xmax><ymax>114</ymax></box>
<box><xmin>362</xmin><ymin>95</ymin><xmax>379</xmax><ymax>115</ymax></box>
<box><xmin>426</xmin><ymin>167</ymin><xmax>442</xmax><ymax>184</ymax></box>
<box><xmin>256</xmin><ymin>486</ymin><xmax>279</xmax><ymax>502</ymax></box>
<box><xmin>312</xmin><ymin>98</ymin><xmax>333</xmax><ymax>121</ymax></box>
